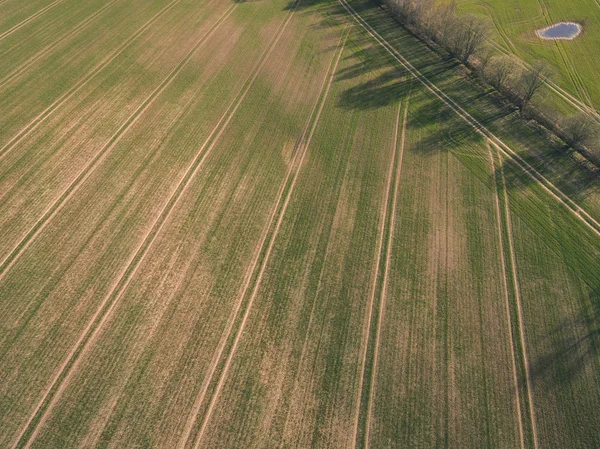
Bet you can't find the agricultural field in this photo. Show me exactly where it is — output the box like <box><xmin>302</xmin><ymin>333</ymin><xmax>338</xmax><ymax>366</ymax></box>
<box><xmin>0</xmin><ymin>0</ymin><xmax>599</xmax><ymax>448</ymax></box>
<box><xmin>455</xmin><ymin>0</ymin><xmax>600</xmax><ymax>115</ymax></box>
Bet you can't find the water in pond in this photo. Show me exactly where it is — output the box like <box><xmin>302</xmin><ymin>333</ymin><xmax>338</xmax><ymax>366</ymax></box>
<box><xmin>537</xmin><ymin>22</ymin><xmax>582</xmax><ymax>39</ymax></box>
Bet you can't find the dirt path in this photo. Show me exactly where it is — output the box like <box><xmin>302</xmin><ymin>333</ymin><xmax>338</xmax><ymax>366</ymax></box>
<box><xmin>495</xmin><ymin>149</ymin><xmax>539</xmax><ymax>449</ymax></box>
<box><xmin>338</xmin><ymin>0</ymin><xmax>600</xmax><ymax>239</ymax></box>
<box><xmin>359</xmin><ymin>97</ymin><xmax>409</xmax><ymax>449</ymax></box>
<box><xmin>487</xmin><ymin>143</ymin><xmax>527</xmax><ymax>449</ymax></box>
<box><xmin>9</xmin><ymin>5</ymin><xmax>244</xmax><ymax>448</ymax></box>
<box><xmin>0</xmin><ymin>0</ymin><xmax>120</xmax><ymax>90</ymax></box>
<box><xmin>0</xmin><ymin>0</ymin><xmax>181</xmax><ymax>162</ymax></box>
<box><xmin>351</xmin><ymin>100</ymin><xmax>401</xmax><ymax>449</ymax></box>
<box><xmin>0</xmin><ymin>0</ymin><xmax>229</xmax><ymax>282</ymax></box>
<box><xmin>0</xmin><ymin>0</ymin><xmax>67</xmax><ymax>42</ymax></box>
<box><xmin>480</xmin><ymin>3</ymin><xmax>518</xmax><ymax>55</ymax></box>
<box><xmin>180</xmin><ymin>29</ymin><xmax>348</xmax><ymax>449</ymax></box>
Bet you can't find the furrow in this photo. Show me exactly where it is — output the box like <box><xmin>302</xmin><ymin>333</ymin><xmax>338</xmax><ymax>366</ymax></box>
<box><xmin>176</xmin><ymin>14</ymin><xmax>323</xmax><ymax>444</ymax></box>
<box><xmin>338</xmin><ymin>0</ymin><xmax>600</xmax><ymax>238</ymax></box>
<box><xmin>0</xmin><ymin>0</ymin><xmax>120</xmax><ymax>90</ymax></box>
<box><xmin>182</xmin><ymin>28</ymin><xmax>348</xmax><ymax>449</ymax></box>
<box><xmin>487</xmin><ymin>143</ymin><xmax>527</xmax><ymax>449</ymax></box>
<box><xmin>0</xmin><ymin>0</ymin><xmax>180</xmax><ymax>162</ymax></box>
<box><xmin>10</xmin><ymin>5</ymin><xmax>239</xmax><ymax>447</ymax></box>
<box><xmin>12</xmin><ymin>3</ymin><xmax>316</xmax><ymax>447</ymax></box>
<box><xmin>496</xmin><ymin>151</ymin><xmax>539</xmax><ymax>449</ymax></box>
<box><xmin>364</xmin><ymin>98</ymin><xmax>409</xmax><ymax>449</ymax></box>
<box><xmin>352</xmin><ymin>99</ymin><xmax>404</xmax><ymax>449</ymax></box>
<box><xmin>0</xmin><ymin>0</ymin><xmax>67</xmax><ymax>42</ymax></box>
<box><xmin>0</xmin><ymin>0</ymin><xmax>231</xmax><ymax>282</ymax></box>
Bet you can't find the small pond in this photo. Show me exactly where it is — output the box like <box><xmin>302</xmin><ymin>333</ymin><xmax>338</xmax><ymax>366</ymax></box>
<box><xmin>536</xmin><ymin>22</ymin><xmax>582</xmax><ymax>40</ymax></box>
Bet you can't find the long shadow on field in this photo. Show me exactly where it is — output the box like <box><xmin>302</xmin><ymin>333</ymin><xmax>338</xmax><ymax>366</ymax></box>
<box><xmin>291</xmin><ymin>0</ymin><xmax>600</xmax><ymax>205</ymax></box>
<box><xmin>495</xmin><ymin>146</ymin><xmax>599</xmax><ymax>201</ymax></box>
<box><xmin>530</xmin><ymin>296</ymin><xmax>600</xmax><ymax>388</ymax></box>
<box><xmin>284</xmin><ymin>0</ymin><xmax>349</xmax><ymax>15</ymax></box>
<box><xmin>401</xmin><ymin>92</ymin><xmax>511</xmax><ymax>156</ymax></box>
<box><xmin>335</xmin><ymin>57</ymin><xmax>460</xmax><ymax>113</ymax></box>
<box><xmin>337</xmin><ymin>69</ymin><xmax>412</xmax><ymax>110</ymax></box>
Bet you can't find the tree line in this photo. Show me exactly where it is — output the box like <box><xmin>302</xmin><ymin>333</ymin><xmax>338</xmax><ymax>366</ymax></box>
<box><xmin>382</xmin><ymin>0</ymin><xmax>599</xmax><ymax>166</ymax></box>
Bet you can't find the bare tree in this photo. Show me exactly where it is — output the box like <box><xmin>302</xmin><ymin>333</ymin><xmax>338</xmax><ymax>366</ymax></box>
<box><xmin>381</xmin><ymin>0</ymin><xmax>598</xmax><ymax>168</ymax></box>
<box><xmin>384</xmin><ymin>0</ymin><xmax>401</xmax><ymax>22</ymax></box>
<box><xmin>436</xmin><ymin>1</ymin><xmax>457</xmax><ymax>41</ymax></box>
<box><xmin>516</xmin><ymin>61</ymin><xmax>551</xmax><ymax>111</ymax></box>
<box><xmin>561</xmin><ymin>113</ymin><xmax>599</xmax><ymax>150</ymax></box>
<box><xmin>475</xmin><ymin>48</ymin><xmax>493</xmax><ymax>80</ymax></box>
<box><xmin>390</xmin><ymin>0</ymin><xmax>413</xmax><ymax>24</ymax></box>
<box><xmin>417</xmin><ymin>0</ymin><xmax>438</xmax><ymax>42</ymax></box>
<box><xmin>397</xmin><ymin>0</ymin><xmax>429</xmax><ymax>31</ymax></box>
<box><xmin>448</xmin><ymin>14</ymin><xmax>489</xmax><ymax>65</ymax></box>
<box><xmin>485</xmin><ymin>55</ymin><xmax>518</xmax><ymax>91</ymax></box>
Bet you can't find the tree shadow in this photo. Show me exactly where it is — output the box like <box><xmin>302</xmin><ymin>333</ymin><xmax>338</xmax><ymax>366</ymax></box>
<box><xmin>283</xmin><ymin>0</ymin><xmax>352</xmax><ymax>15</ymax></box>
<box><xmin>591</xmin><ymin>285</ymin><xmax>600</xmax><ymax>313</ymax></box>
<box><xmin>283</xmin><ymin>0</ymin><xmax>327</xmax><ymax>11</ymax></box>
<box><xmin>494</xmin><ymin>147</ymin><xmax>562</xmax><ymax>191</ymax></box>
<box><xmin>285</xmin><ymin>0</ymin><xmax>599</xmax><ymax>200</ymax></box>
<box><xmin>494</xmin><ymin>143</ymin><xmax>599</xmax><ymax>201</ymax></box>
<box><xmin>336</xmin><ymin>69</ymin><xmax>412</xmax><ymax>110</ymax></box>
<box><xmin>530</xmin><ymin>293</ymin><xmax>600</xmax><ymax>388</ymax></box>
<box><xmin>401</xmin><ymin>92</ymin><xmax>512</xmax><ymax>156</ymax></box>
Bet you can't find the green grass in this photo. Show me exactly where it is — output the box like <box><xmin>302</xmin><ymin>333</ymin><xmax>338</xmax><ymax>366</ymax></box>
<box><xmin>0</xmin><ymin>1</ymin><xmax>295</xmax><ymax>446</ymax></box>
<box><xmin>348</xmin><ymin>2</ymin><xmax>600</xmax><ymax>446</ymax></box>
<box><xmin>454</xmin><ymin>0</ymin><xmax>600</xmax><ymax>111</ymax></box>
<box><xmin>195</xmin><ymin>31</ymin><xmax>403</xmax><ymax>448</ymax></box>
<box><xmin>0</xmin><ymin>0</ymin><xmax>599</xmax><ymax>447</ymax></box>
<box><xmin>367</xmin><ymin>84</ymin><xmax>526</xmax><ymax>448</ymax></box>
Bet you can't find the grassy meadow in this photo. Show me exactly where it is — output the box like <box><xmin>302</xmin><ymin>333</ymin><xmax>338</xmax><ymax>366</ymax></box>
<box><xmin>454</xmin><ymin>0</ymin><xmax>600</xmax><ymax>113</ymax></box>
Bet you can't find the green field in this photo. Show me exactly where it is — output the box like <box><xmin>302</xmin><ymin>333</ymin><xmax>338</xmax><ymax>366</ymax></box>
<box><xmin>455</xmin><ymin>0</ymin><xmax>600</xmax><ymax>116</ymax></box>
<box><xmin>0</xmin><ymin>0</ymin><xmax>599</xmax><ymax>447</ymax></box>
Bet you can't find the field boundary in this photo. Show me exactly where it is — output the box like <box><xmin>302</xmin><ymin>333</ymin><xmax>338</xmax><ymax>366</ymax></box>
<box><xmin>338</xmin><ymin>0</ymin><xmax>600</xmax><ymax>239</ymax></box>
<box><xmin>179</xmin><ymin>27</ymin><xmax>349</xmax><ymax>449</ymax></box>
<box><xmin>0</xmin><ymin>0</ymin><xmax>230</xmax><ymax>282</ymax></box>
<box><xmin>0</xmin><ymin>0</ymin><xmax>120</xmax><ymax>90</ymax></box>
<box><xmin>0</xmin><ymin>0</ymin><xmax>181</xmax><ymax>162</ymax></box>
<box><xmin>0</xmin><ymin>0</ymin><xmax>67</xmax><ymax>42</ymax></box>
